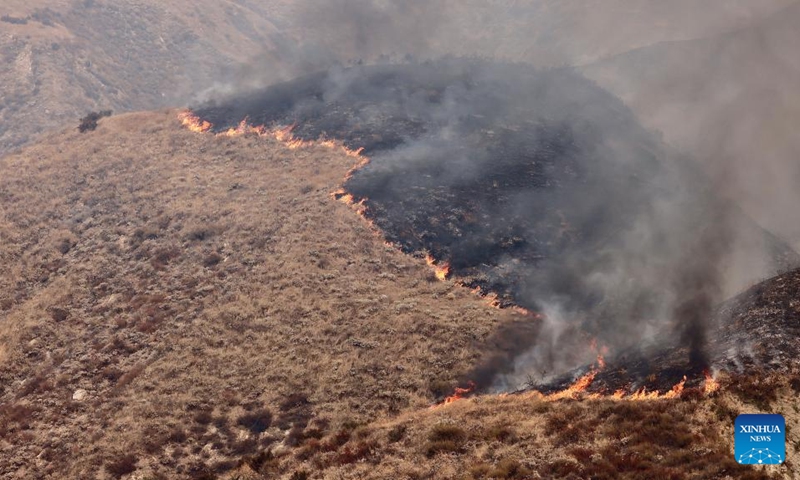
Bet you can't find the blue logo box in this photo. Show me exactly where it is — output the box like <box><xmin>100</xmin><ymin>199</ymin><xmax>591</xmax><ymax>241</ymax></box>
<box><xmin>735</xmin><ymin>414</ymin><xmax>785</xmax><ymax>465</ymax></box>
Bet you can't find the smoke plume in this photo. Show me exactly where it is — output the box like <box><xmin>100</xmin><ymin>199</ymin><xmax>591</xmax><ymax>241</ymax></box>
<box><xmin>195</xmin><ymin>1</ymin><xmax>800</xmax><ymax>391</ymax></box>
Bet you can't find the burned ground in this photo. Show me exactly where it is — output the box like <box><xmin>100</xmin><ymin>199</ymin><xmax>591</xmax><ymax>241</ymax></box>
<box><xmin>195</xmin><ymin>60</ymin><xmax>799</xmax><ymax>391</ymax></box>
<box><xmin>529</xmin><ymin>263</ymin><xmax>800</xmax><ymax>395</ymax></box>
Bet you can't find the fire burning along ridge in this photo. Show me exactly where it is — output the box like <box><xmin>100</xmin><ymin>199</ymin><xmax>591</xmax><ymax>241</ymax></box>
<box><xmin>432</xmin><ymin>351</ymin><xmax>722</xmax><ymax>408</ymax></box>
<box><xmin>178</xmin><ymin>111</ymin><xmax>724</xmax><ymax>408</ymax></box>
<box><xmin>178</xmin><ymin>110</ymin><xmax>463</xmax><ymax>287</ymax></box>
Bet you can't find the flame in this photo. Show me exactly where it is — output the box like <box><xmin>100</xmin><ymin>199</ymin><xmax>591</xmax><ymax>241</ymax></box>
<box><xmin>510</xmin><ymin>306</ymin><xmax>543</xmax><ymax>319</ymax></box>
<box><xmin>663</xmin><ymin>376</ymin><xmax>687</xmax><ymax>399</ymax></box>
<box><xmin>177</xmin><ymin>111</ymin><xmax>368</xmax><ymax>158</ymax></box>
<box><xmin>522</xmin><ymin>368</ymin><xmax>696</xmax><ymax>403</ymax></box>
<box><xmin>176</xmin><ymin>113</ymin><xmax>719</xmax><ymax>410</ymax></box>
<box><xmin>626</xmin><ymin>375</ymin><xmax>687</xmax><ymax>401</ymax></box>
<box><xmin>431</xmin><ymin>381</ymin><xmax>477</xmax><ymax>408</ymax></box>
<box><xmin>545</xmin><ymin>370</ymin><xmax>597</xmax><ymax>400</ymax></box>
<box><xmin>596</xmin><ymin>354</ymin><xmax>606</xmax><ymax>370</ymax></box>
<box><xmin>178</xmin><ymin>110</ymin><xmax>212</xmax><ymax>133</ymax></box>
<box><xmin>425</xmin><ymin>254</ymin><xmax>450</xmax><ymax>281</ymax></box>
<box><xmin>703</xmin><ymin>371</ymin><xmax>720</xmax><ymax>395</ymax></box>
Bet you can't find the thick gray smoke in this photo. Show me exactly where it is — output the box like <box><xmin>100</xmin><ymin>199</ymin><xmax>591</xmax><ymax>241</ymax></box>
<box><xmin>198</xmin><ymin>1</ymin><xmax>800</xmax><ymax>390</ymax></box>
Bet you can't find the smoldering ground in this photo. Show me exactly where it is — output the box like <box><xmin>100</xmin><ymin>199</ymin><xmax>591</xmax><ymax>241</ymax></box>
<box><xmin>193</xmin><ymin>1</ymin><xmax>800</xmax><ymax>391</ymax></box>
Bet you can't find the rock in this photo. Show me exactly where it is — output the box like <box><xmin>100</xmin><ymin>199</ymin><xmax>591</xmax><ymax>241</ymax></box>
<box><xmin>72</xmin><ymin>389</ymin><xmax>88</xmax><ymax>401</ymax></box>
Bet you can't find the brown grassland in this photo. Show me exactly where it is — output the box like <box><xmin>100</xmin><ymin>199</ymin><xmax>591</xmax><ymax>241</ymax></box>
<box><xmin>0</xmin><ymin>111</ymin><xmax>798</xmax><ymax>479</ymax></box>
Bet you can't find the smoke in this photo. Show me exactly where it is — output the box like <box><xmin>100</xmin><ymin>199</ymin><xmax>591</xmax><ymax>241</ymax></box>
<box><xmin>294</xmin><ymin>0</ymin><xmax>444</xmax><ymax>63</ymax></box>
<box><xmin>194</xmin><ymin>1</ymin><xmax>800</xmax><ymax>390</ymax></box>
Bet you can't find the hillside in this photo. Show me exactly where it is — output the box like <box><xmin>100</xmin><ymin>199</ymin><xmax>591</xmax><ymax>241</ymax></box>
<box><xmin>582</xmin><ymin>1</ymin><xmax>800</xmax><ymax>248</ymax></box>
<box><xmin>1</xmin><ymin>0</ymin><xmax>794</xmax><ymax>157</ymax></box>
<box><xmin>0</xmin><ymin>111</ymin><xmax>797</xmax><ymax>479</ymax></box>
<box><xmin>0</xmin><ymin>110</ymin><xmax>528</xmax><ymax>478</ymax></box>
<box><xmin>0</xmin><ymin>0</ymin><xmax>289</xmax><ymax>154</ymax></box>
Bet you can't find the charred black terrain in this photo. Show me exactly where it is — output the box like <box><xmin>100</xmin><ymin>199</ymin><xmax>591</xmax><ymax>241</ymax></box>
<box><xmin>534</xmin><ymin>267</ymin><xmax>800</xmax><ymax>395</ymax></box>
<box><xmin>195</xmin><ymin>59</ymin><xmax>799</xmax><ymax>389</ymax></box>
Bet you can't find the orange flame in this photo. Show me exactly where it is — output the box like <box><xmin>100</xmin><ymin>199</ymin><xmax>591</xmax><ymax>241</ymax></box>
<box><xmin>663</xmin><ymin>376</ymin><xmax>687</xmax><ymax>399</ymax></box>
<box><xmin>177</xmin><ymin>111</ymin><xmax>369</xmax><ymax>159</ymax></box>
<box><xmin>425</xmin><ymin>254</ymin><xmax>450</xmax><ymax>281</ymax></box>
<box><xmin>703</xmin><ymin>371</ymin><xmax>720</xmax><ymax>395</ymax></box>
<box><xmin>510</xmin><ymin>306</ymin><xmax>543</xmax><ymax>319</ymax></box>
<box><xmin>431</xmin><ymin>381</ymin><xmax>477</xmax><ymax>408</ymax></box>
<box><xmin>596</xmin><ymin>354</ymin><xmax>606</xmax><ymax>370</ymax></box>
<box><xmin>545</xmin><ymin>370</ymin><xmax>597</xmax><ymax>400</ymax></box>
<box><xmin>178</xmin><ymin>110</ymin><xmax>212</xmax><ymax>133</ymax></box>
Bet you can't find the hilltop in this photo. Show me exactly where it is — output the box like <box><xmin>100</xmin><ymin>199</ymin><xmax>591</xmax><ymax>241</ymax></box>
<box><xmin>1</xmin><ymin>0</ymin><xmax>794</xmax><ymax>157</ymax></box>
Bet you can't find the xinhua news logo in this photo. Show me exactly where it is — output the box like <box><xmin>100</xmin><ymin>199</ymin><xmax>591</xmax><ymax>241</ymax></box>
<box><xmin>735</xmin><ymin>414</ymin><xmax>785</xmax><ymax>465</ymax></box>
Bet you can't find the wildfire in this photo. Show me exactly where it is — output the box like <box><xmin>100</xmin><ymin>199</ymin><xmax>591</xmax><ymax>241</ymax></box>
<box><xmin>332</xmin><ymin>188</ymin><xmax>366</xmax><ymax>212</ymax></box>
<box><xmin>425</xmin><ymin>254</ymin><xmax>451</xmax><ymax>281</ymax></box>
<box><xmin>596</xmin><ymin>354</ymin><xmax>606</xmax><ymax>370</ymax></box>
<box><xmin>545</xmin><ymin>370</ymin><xmax>598</xmax><ymax>400</ymax></box>
<box><xmin>177</xmin><ymin>110</ymin><xmax>369</xmax><ymax>158</ymax></box>
<box><xmin>703</xmin><ymin>371</ymin><xmax>720</xmax><ymax>395</ymax></box>
<box><xmin>588</xmin><ymin>338</ymin><xmax>609</xmax><ymax>370</ymax></box>
<box><xmin>431</xmin><ymin>381</ymin><xmax>477</xmax><ymax>408</ymax></box>
<box><xmin>177</xmin><ymin>110</ymin><xmax>723</xmax><ymax>408</ymax></box>
<box><xmin>511</xmin><ymin>305</ymin><xmax>544</xmax><ymax>319</ymax></box>
<box><xmin>178</xmin><ymin>110</ymin><xmax>212</xmax><ymax>133</ymax></box>
<box><xmin>665</xmin><ymin>376</ymin><xmax>687</xmax><ymax>399</ymax></box>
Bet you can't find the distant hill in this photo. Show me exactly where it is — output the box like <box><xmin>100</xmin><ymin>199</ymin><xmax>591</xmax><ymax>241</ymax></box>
<box><xmin>582</xmin><ymin>1</ymin><xmax>800</xmax><ymax>248</ymax></box>
<box><xmin>0</xmin><ymin>0</ymin><xmax>794</xmax><ymax>157</ymax></box>
<box><xmin>0</xmin><ymin>0</ymin><xmax>290</xmax><ymax>154</ymax></box>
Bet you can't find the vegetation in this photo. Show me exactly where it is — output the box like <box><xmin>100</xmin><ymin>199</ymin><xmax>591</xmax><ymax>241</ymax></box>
<box><xmin>78</xmin><ymin>110</ymin><xmax>112</xmax><ymax>133</ymax></box>
<box><xmin>0</xmin><ymin>111</ymin><xmax>796</xmax><ymax>478</ymax></box>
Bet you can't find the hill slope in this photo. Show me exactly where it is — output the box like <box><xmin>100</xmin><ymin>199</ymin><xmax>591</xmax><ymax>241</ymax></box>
<box><xmin>582</xmin><ymin>1</ymin><xmax>800</xmax><ymax>248</ymax></box>
<box><xmin>0</xmin><ymin>111</ymin><xmax>798</xmax><ymax>479</ymax></box>
<box><xmin>0</xmin><ymin>110</ymin><xmax>528</xmax><ymax>478</ymax></box>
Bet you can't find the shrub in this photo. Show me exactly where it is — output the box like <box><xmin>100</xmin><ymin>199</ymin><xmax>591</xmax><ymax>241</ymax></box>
<box><xmin>387</xmin><ymin>424</ymin><xmax>407</xmax><ymax>443</ymax></box>
<box><xmin>202</xmin><ymin>253</ymin><xmax>222</xmax><ymax>268</ymax></box>
<box><xmin>428</xmin><ymin>379</ymin><xmax>454</xmax><ymax>398</ymax></box>
<box><xmin>184</xmin><ymin>224</ymin><xmax>221</xmax><ymax>242</ymax></box>
<box><xmin>194</xmin><ymin>410</ymin><xmax>213</xmax><ymax>425</ymax></box>
<box><xmin>485</xmin><ymin>424</ymin><xmax>516</xmax><ymax>443</ymax></box>
<box><xmin>106</xmin><ymin>454</ymin><xmax>137</xmax><ymax>478</ymax></box>
<box><xmin>789</xmin><ymin>374</ymin><xmax>800</xmax><ymax>394</ymax></box>
<box><xmin>428</xmin><ymin>424</ymin><xmax>466</xmax><ymax>443</ymax></box>
<box><xmin>167</xmin><ymin>426</ymin><xmax>187</xmax><ymax>443</ymax></box>
<box><xmin>425</xmin><ymin>424</ymin><xmax>467</xmax><ymax>457</ymax></box>
<box><xmin>113</xmin><ymin>364</ymin><xmax>145</xmax><ymax>392</ymax></box>
<box><xmin>150</xmin><ymin>246</ymin><xmax>181</xmax><ymax>270</ymax></box>
<box><xmin>725</xmin><ymin>372</ymin><xmax>779</xmax><ymax>411</ymax></box>
<box><xmin>78</xmin><ymin>110</ymin><xmax>112</xmax><ymax>133</ymax></box>
<box><xmin>295</xmin><ymin>439</ymin><xmax>321</xmax><ymax>460</ymax></box>
<box><xmin>321</xmin><ymin>429</ymin><xmax>351</xmax><ymax>452</ymax></box>
<box><xmin>0</xmin><ymin>15</ymin><xmax>28</xmax><ymax>25</ymax></box>
<box><xmin>16</xmin><ymin>373</ymin><xmax>52</xmax><ymax>399</ymax></box>
<box><xmin>491</xmin><ymin>459</ymin><xmax>533</xmax><ymax>479</ymax></box>
<box><xmin>336</xmin><ymin>440</ymin><xmax>376</xmax><ymax>465</ymax></box>
<box><xmin>0</xmin><ymin>403</ymin><xmax>37</xmax><ymax>437</ymax></box>
<box><xmin>237</xmin><ymin>408</ymin><xmax>272</xmax><ymax>434</ymax></box>
<box><xmin>49</xmin><ymin>307</ymin><xmax>69</xmax><ymax>322</ymax></box>
<box><xmin>424</xmin><ymin>440</ymin><xmax>461</xmax><ymax>457</ymax></box>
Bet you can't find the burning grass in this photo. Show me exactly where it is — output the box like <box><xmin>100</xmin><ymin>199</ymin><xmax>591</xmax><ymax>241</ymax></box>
<box><xmin>1</xmin><ymin>110</ymin><xmax>797</xmax><ymax>478</ymax></box>
<box><xmin>0</xmin><ymin>110</ymin><xmax>530</xmax><ymax>478</ymax></box>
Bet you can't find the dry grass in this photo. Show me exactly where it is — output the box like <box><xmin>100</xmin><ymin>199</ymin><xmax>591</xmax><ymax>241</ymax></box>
<box><xmin>0</xmin><ymin>110</ymin><xmax>515</xmax><ymax>477</ymax></box>
<box><xmin>0</xmin><ymin>110</ymin><xmax>797</xmax><ymax>478</ymax></box>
